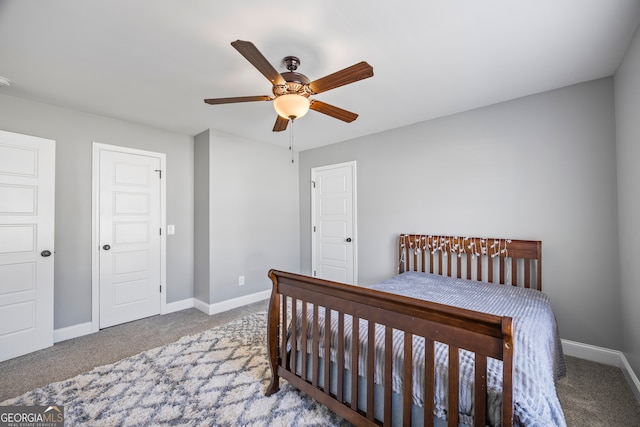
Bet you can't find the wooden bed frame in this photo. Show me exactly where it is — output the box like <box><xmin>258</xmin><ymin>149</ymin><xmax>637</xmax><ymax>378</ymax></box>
<box><xmin>265</xmin><ymin>233</ymin><xmax>543</xmax><ymax>427</ymax></box>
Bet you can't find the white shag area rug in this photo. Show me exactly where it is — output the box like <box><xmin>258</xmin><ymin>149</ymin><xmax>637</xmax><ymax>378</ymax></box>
<box><xmin>1</xmin><ymin>312</ymin><xmax>350</xmax><ymax>427</ymax></box>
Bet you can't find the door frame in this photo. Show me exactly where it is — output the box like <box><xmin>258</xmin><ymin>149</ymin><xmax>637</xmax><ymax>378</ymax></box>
<box><xmin>91</xmin><ymin>142</ymin><xmax>167</xmax><ymax>332</ymax></box>
<box><xmin>311</xmin><ymin>161</ymin><xmax>358</xmax><ymax>284</ymax></box>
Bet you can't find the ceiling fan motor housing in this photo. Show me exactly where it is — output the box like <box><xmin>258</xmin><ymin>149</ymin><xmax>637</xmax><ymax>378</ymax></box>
<box><xmin>273</xmin><ymin>57</ymin><xmax>312</xmax><ymax>98</ymax></box>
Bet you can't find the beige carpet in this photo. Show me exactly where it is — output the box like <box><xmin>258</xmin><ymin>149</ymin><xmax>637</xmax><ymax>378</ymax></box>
<box><xmin>2</xmin><ymin>310</ymin><xmax>349</xmax><ymax>426</ymax></box>
<box><xmin>556</xmin><ymin>355</ymin><xmax>640</xmax><ymax>426</ymax></box>
<box><xmin>0</xmin><ymin>300</ymin><xmax>270</xmax><ymax>402</ymax></box>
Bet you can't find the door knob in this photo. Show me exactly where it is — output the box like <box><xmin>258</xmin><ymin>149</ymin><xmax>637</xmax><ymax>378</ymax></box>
<box><xmin>41</xmin><ymin>250</ymin><xmax>52</xmax><ymax>257</ymax></box>
<box><xmin>103</xmin><ymin>244</ymin><xmax>111</xmax><ymax>250</ymax></box>
<box><xmin>346</xmin><ymin>238</ymin><xmax>352</xmax><ymax>242</ymax></box>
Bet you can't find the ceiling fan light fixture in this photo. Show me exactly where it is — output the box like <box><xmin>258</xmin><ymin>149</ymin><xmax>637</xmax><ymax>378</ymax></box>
<box><xmin>273</xmin><ymin>94</ymin><xmax>310</xmax><ymax>120</ymax></box>
<box><xmin>205</xmin><ymin>41</ymin><xmax>374</xmax><ymax>132</ymax></box>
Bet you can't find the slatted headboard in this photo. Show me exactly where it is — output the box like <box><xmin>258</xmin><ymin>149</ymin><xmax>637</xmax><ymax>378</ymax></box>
<box><xmin>398</xmin><ymin>233</ymin><xmax>543</xmax><ymax>290</ymax></box>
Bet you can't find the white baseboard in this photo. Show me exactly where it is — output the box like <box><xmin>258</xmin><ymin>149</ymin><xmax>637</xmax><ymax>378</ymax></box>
<box><xmin>163</xmin><ymin>297</ymin><xmax>195</xmax><ymax>314</ymax></box>
<box><xmin>54</xmin><ymin>322</ymin><xmax>93</xmax><ymax>343</ymax></box>
<box><xmin>194</xmin><ymin>290</ymin><xmax>270</xmax><ymax>315</ymax></box>
<box><xmin>561</xmin><ymin>339</ymin><xmax>622</xmax><ymax>366</ymax></box>
<box><xmin>620</xmin><ymin>353</ymin><xmax>640</xmax><ymax>402</ymax></box>
<box><xmin>562</xmin><ymin>339</ymin><xmax>640</xmax><ymax>401</ymax></box>
<box><xmin>55</xmin><ymin>297</ymin><xmax>197</xmax><ymax>342</ymax></box>
<box><xmin>193</xmin><ymin>298</ymin><xmax>211</xmax><ymax>314</ymax></box>
<box><xmin>52</xmin><ymin>291</ymin><xmax>267</xmax><ymax>343</ymax></box>
<box><xmin>52</xmin><ymin>292</ymin><xmax>269</xmax><ymax>345</ymax></box>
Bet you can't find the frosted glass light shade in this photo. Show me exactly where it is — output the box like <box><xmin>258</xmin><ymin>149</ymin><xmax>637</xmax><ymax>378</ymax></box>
<box><xmin>273</xmin><ymin>94</ymin><xmax>310</xmax><ymax>119</ymax></box>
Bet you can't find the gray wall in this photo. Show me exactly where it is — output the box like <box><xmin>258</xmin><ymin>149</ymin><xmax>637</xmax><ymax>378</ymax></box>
<box><xmin>615</xmin><ymin>25</ymin><xmax>640</xmax><ymax>377</ymax></box>
<box><xmin>0</xmin><ymin>94</ymin><xmax>195</xmax><ymax>329</ymax></box>
<box><xmin>196</xmin><ymin>129</ymin><xmax>300</xmax><ymax>304</ymax></box>
<box><xmin>299</xmin><ymin>78</ymin><xmax>621</xmax><ymax>350</ymax></box>
<box><xmin>194</xmin><ymin>130</ymin><xmax>211</xmax><ymax>303</ymax></box>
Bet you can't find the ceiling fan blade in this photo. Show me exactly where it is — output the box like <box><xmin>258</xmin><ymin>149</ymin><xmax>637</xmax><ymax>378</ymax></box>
<box><xmin>310</xmin><ymin>100</ymin><xmax>359</xmax><ymax>123</ymax></box>
<box><xmin>231</xmin><ymin>40</ymin><xmax>286</xmax><ymax>86</ymax></box>
<box><xmin>273</xmin><ymin>115</ymin><xmax>289</xmax><ymax>132</ymax></box>
<box><xmin>309</xmin><ymin>61</ymin><xmax>373</xmax><ymax>94</ymax></box>
<box><xmin>204</xmin><ymin>95</ymin><xmax>272</xmax><ymax>105</ymax></box>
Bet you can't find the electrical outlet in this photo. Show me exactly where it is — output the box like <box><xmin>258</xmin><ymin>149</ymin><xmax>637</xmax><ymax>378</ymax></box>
<box><xmin>238</xmin><ymin>275</ymin><xmax>245</xmax><ymax>286</ymax></box>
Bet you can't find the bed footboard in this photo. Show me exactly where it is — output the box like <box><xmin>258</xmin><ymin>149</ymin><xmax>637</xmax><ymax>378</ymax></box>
<box><xmin>265</xmin><ymin>269</ymin><xmax>514</xmax><ymax>427</ymax></box>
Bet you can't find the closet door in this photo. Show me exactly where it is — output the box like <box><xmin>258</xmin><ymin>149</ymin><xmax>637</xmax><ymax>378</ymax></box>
<box><xmin>96</xmin><ymin>145</ymin><xmax>162</xmax><ymax>328</ymax></box>
<box><xmin>0</xmin><ymin>130</ymin><xmax>55</xmax><ymax>362</ymax></box>
<box><xmin>311</xmin><ymin>161</ymin><xmax>357</xmax><ymax>285</ymax></box>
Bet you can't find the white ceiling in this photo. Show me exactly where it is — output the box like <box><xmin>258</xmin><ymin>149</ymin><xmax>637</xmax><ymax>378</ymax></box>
<box><xmin>1</xmin><ymin>1</ymin><xmax>639</xmax><ymax>151</ymax></box>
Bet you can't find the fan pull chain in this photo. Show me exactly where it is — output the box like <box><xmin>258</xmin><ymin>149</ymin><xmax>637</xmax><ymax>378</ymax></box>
<box><xmin>289</xmin><ymin>117</ymin><xmax>295</xmax><ymax>163</ymax></box>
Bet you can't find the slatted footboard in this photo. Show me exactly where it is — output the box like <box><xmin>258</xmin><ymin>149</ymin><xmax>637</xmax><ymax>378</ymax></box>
<box><xmin>265</xmin><ymin>270</ymin><xmax>515</xmax><ymax>427</ymax></box>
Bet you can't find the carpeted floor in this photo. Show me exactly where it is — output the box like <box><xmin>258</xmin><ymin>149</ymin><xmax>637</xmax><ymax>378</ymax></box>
<box><xmin>1</xmin><ymin>299</ymin><xmax>639</xmax><ymax>426</ymax></box>
<box><xmin>556</xmin><ymin>355</ymin><xmax>640</xmax><ymax>426</ymax></box>
<box><xmin>1</xmin><ymin>307</ymin><xmax>348</xmax><ymax>426</ymax></box>
<box><xmin>0</xmin><ymin>300</ymin><xmax>270</xmax><ymax>402</ymax></box>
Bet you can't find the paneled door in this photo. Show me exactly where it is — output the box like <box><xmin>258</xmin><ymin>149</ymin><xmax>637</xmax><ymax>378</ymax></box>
<box><xmin>0</xmin><ymin>130</ymin><xmax>55</xmax><ymax>362</ymax></box>
<box><xmin>97</xmin><ymin>145</ymin><xmax>162</xmax><ymax>328</ymax></box>
<box><xmin>311</xmin><ymin>162</ymin><xmax>357</xmax><ymax>284</ymax></box>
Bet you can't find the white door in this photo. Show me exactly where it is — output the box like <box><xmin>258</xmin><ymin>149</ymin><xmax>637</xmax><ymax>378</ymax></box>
<box><xmin>97</xmin><ymin>147</ymin><xmax>162</xmax><ymax>328</ymax></box>
<box><xmin>0</xmin><ymin>130</ymin><xmax>55</xmax><ymax>362</ymax></box>
<box><xmin>311</xmin><ymin>162</ymin><xmax>357</xmax><ymax>284</ymax></box>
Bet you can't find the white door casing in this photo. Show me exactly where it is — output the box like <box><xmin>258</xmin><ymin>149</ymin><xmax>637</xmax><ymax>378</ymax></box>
<box><xmin>0</xmin><ymin>130</ymin><xmax>55</xmax><ymax>362</ymax></box>
<box><xmin>92</xmin><ymin>143</ymin><xmax>166</xmax><ymax>330</ymax></box>
<box><xmin>311</xmin><ymin>161</ymin><xmax>357</xmax><ymax>285</ymax></box>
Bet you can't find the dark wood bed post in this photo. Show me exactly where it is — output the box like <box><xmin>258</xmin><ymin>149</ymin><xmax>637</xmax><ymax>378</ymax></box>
<box><xmin>536</xmin><ymin>240</ymin><xmax>542</xmax><ymax>291</ymax></box>
<box><xmin>502</xmin><ymin>317</ymin><xmax>515</xmax><ymax>426</ymax></box>
<box><xmin>265</xmin><ymin>269</ymin><xmax>281</xmax><ymax>396</ymax></box>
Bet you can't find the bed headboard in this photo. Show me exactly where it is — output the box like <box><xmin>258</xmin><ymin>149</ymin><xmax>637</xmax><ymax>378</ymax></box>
<box><xmin>398</xmin><ymin>233</ymin><xmax>543</xmax><ymax>290</ymax></box>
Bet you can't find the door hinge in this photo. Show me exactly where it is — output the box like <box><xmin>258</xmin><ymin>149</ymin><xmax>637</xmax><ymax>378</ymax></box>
<box><xmin>313</xmin><ymin>225</ymin><xmax>316</xmax><ymax>232</ymax></box>
<box><xmin>154</xmin><ymin>169</ymin><xmax>162</xmax><ymax>179</ymax></box>
<box><xmin>311</xmin><ymin>181</ymin><xmax>316</xmax><ymax>188</ymax></box>
<box><xmin>160</xmin><ymin>228</ymin><xmax>162</xmax><ymax>235</ymax></box>
<box><xmin>313</xmin><ymin>270</ymin><xmax>316</xmax><ymax>277</ymax></box>
<box><xmin>160</xmin><ymin>285</ymin><xmax>162</xmax><ymax>293</ymax></box>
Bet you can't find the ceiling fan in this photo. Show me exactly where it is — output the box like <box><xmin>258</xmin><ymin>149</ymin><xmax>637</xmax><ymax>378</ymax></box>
<box><xmin>204</xmin><ymin>40</ymin><xmax>374</xmax><ymax>132</ymax></box>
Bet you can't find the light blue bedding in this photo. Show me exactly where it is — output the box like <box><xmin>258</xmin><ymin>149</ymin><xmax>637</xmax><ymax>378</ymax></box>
<box><xmin>289</xmin><ymin>272</ymin><xmax>567</xmax><ymax>426</ymax></box>
<box><xmin>371</xmin><ymin>272</ymin><xmax>567</xmax><ymax>426</ymax></box>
